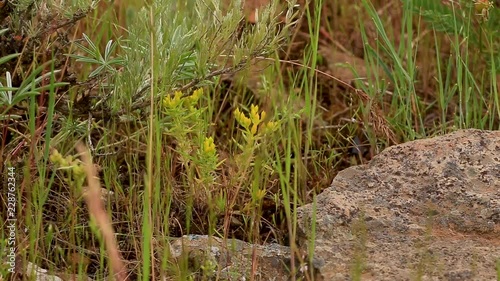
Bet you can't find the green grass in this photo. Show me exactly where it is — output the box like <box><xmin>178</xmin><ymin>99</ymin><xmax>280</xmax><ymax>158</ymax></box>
<box><xmin>1</xmin><ymin>0</ymin><xmax>499</xmax><ymax>280</ymax></box>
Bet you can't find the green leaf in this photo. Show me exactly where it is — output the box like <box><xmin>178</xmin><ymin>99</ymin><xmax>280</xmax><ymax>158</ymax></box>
<box><xmin>82</xmin><ymin>33</ymin><xmax>100</xmax><ymax>57</ymax></box>
<box><xmin>104</xmin><ymin>40</ymin><xmax>117</xmax><ymax>61</ymax></box>
<box><xmin>0</xmin><ymin>87</ymin><xmax>17</xmax><ymax>92</ymax></box>
<box><xmin>73</xmin><ymin>42</ymin><xmax>98</xmax><ymax>58</ymax></box>
<box><xmin>0</xmin><ymin>53</ymin><xmax>20</xmax><ymax>66</ymax></box>
<box><xmin>10</xmin><ymin>91</ymin><xmax>40</xmax><ymax>105</ymax></box>
<box><xmin>89</xmin><ymin>65</ymin><xmax>106</xmax><ymax>78</ymax></box>
<box><xmin>68</xmin><ymin>55</ymin><xmax>101</xmax><ymax>64</ymax></box>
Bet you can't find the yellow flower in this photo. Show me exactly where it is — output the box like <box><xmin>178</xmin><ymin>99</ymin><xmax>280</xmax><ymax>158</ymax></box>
<box><xmin>72</xmin><ymin>164</ymin><xmax>85</xmax><ymax>178</ymax></box>
<box><xmin>189</xmin><ymin>88</ymin><xmax>203</xmax><ymax>104</ymax></box>
<box><xmin>65</xmin><ymin>155</ymin><xmax>74</xmax><ymax>165</ymax></box>
<box><xmin>250</xmin><ymin>104</ymin><xmax>260</xmax><ymax>124</ymax></box>
<box><xmin>251</xmin><ymin>124</ymin><xmax>258</xmax><ymax>135</ymax></box>
<box><xmin>234</xmin><ymin>108</ymin><xmax>251</xmax><ymax>129</ymax></box>
<box><xmin>260</xmin><ymin>111</ymin><xmax>266</xmax><ymax>122</ymax></box>
<box><xmin>163</xmin><ymin>91</ymin><xmax>183</xmax><ymax>108</ymax></box>
<box><xmin>203</xmin><ymin>137</ymin><xmax>216</xmax><ymax>155</ymax></box>
<box><xmin>242</xmin><ymin>115</ymin><xmax>251</xmax><ymax>128</ymax></box>
<box><xmin>264</xmin><ymin>121</ymin><xmax>278</xmax><ymax>133</ymax></box>
<box><xmin>50</xmin><ymin>149</ymin><xmax>64</xmax><ymax>165</ymax></box>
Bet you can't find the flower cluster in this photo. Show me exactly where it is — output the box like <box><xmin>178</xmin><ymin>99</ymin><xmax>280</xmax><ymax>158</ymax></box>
<box><xmin>163</xmin><ymin>88</ymin><xmax>203</xmax><ymax>110</ymax></box>
<box><xmin>50</xmin><ymin>150</ymin><xmax>85</xmax><ymax>177</ymax></box>
<box><xmin>161</xmin><ymin>88</ymin><xmax>219</xmax><ymax>188</ymax></box>
<box><xmin>234</xmin><ymin>104</ymin><xmax>278</xmax><ymax>137</ymax></box>
<box><xmin>49</xmin><ymin>149</ymin><xmax>85</xmax><ymax>187</ymax></box>
<box><xmin>163</xmin><ymin>91</ymin><xmax>183</xmax><ymax>108</ymax></box>
<box><xmin>203</xmin><ymin>137</ymin><xmax>216</xmax><ymax>156</ymax></box>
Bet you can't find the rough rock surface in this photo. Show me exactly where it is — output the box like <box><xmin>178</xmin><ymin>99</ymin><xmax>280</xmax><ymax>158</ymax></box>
<box><xmin>297</xmin><ymin>129</ymin><xmax>500</xmax><ymax>280</ymax></box>
<box><xmin>168</xmin><ymin>235</ymin><xmax>311</xmax><ymax>280</ymax></box>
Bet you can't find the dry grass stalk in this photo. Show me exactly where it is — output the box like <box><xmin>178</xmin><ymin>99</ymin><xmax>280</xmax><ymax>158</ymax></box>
<box><xmin>76</xmin><ymin>142</ymin><xmax>128</xmax><ymax>281</ymax></box>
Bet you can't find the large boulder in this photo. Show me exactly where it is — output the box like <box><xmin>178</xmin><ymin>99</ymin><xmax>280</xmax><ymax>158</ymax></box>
<box><xmin>297</xmin><ymin>129</ymin><xmax>500</xmax><ymax>280</ymax></box>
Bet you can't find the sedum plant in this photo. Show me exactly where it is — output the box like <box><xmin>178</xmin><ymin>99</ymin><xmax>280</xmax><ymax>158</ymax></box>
<box><xmin>161</xmin><ymin>88</ymin><xmax>220</xmax><ymax>191</ymax></box>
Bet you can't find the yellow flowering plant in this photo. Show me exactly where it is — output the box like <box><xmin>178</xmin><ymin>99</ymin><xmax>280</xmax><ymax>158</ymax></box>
<box><xmin>195</xmin><ymin>136</ymin><xmax>220</xmax><ymax>185</ymax></box>
<box><xmin>233</xmin><ymin>104</ymin><xmax>279</xmax><ymax>149</ymax></box>
<box><xmin>49</xmin><ymin>149</ymin><xmax>86</xmax><ymax>191</ymax></box>
<box><xmin>163</xmin><ymin>91</ymin><xmax>184</xmax><ymax>109</ymax></box>
<box><xmin>161</xmin><ymin>88</ymin><xmax>221</xmax><ymax>192</ymax></box>
<box><xmin>231</xmin><ymin>103</ymin><xmax>281</xmax><ymax>230</ymax></box>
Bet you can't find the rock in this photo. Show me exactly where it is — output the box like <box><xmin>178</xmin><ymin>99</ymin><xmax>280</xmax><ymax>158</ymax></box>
<box><xmin>297</xmin><ymin>129</ymin><xmax>500</xmax><ymax>280</ymax></box>
<box><xmin>168</xmin><ymin>235</ymin><xmax>313</xmax><ymax>280</ymax></box>
<box><xmin>24</xmin><ymin>262</ymin><xmax>64</xmax><ymax>281</ymax></box>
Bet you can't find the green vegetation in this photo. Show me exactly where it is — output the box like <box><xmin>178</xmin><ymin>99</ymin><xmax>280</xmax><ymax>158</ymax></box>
<box><xmin>1</xmin><ymin>0</ymin><xmax>498</xmax><ymax>280</ymax></box>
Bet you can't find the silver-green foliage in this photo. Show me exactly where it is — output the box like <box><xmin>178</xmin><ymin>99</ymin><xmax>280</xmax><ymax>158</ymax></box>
<box><xmin>113</xmin><ymin>0</ymin><xmax>297</xmax><ymax>112</ymax></box>
<box><xmin>68</xmin><ymin>33</ymin><xmax>125</xmax><ymax>78</ymax></box>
